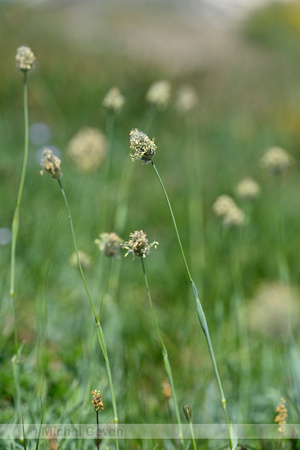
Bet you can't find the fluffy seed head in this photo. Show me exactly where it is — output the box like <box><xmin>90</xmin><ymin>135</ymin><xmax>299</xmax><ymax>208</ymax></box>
<box><xmin>15</xmin><ymin>46</ymin><xmax>35</xmax><ymax>72</ymax></box>
<box><xmin>95</xmin><ymin>232</ymin><xmax>123</xmax><ymax>258</ymax></box>
<box><xmin>103</xmin><ymin>87</ymin><xmax>125</xmax><ymax>114</ymax></box>
<box><xmin>91</xmin><ymin>390</ymin><xmax>104</xmax><ymax>412</ymax></box>
<box><xmin>129</xmin><ymin>128</ymin><xmax>157</xmax><ymax>164</ymax></box>
<box><xmin>122</xmin><ymin>230</ymin><xmax>158</xmax><ymax>258</ymax></box>
<box><xmin>40</xmin><ymin>148</ymin><xmax>62</xmax><ymax>179</ymax></box>
<box><xmin>67</xmin><ymin>127</ymin><xmax>107</xmax><ymax>173</ymax></box>
<box><xmin>260</xmin><ymin>147</ymin><xmax>293</xmax><ymax>175</ymax></box>
<box><xmin>146</xmin><ymin>80</ymin><xmax>171</xmax><ymax>110</ymax></box>
<box><xmin>236</xmin><ymin>177</ymin><xmax>260</xmax><ymax>200</ymax></box>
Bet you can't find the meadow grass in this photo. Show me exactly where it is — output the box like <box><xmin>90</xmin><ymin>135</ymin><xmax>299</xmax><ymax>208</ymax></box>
<box><xmin>1</xmin><ymin>2</ymin><xmax>300</xmax><ymax>449</ymax></box>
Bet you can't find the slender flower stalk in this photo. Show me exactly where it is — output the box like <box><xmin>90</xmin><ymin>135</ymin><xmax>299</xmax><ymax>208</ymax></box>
<box><xmin>183</xmin><ymin>404</ymin><xmax>197</xmax><ymax>450</ymax></box>
<box><xmin>10</xmin><ymin>46</ymin><xmax>36</xmax><ymax>352</ymax></box>
<box><xmin>129</xmin><ymin>129</ymin><xmax>234</xmax><ymax>450</ymax></box>
<box><xmin>40</xmin><ymin>150</ymin><xmax>119</xmax><ymax>449</ymax></box>
<box><xmin>122</xmin><ymin>231</ymin><xmax>184</xmax><ymax>446</ymax></box>
<box><xmin>141</xmin><ymin>258</ymin><xmax>184</xmax><ymax>446</ymax></box>
<box><xmin>91</xmin><ymin>390</ymin><xmax>104</xmax><ymax>450</ymax></box>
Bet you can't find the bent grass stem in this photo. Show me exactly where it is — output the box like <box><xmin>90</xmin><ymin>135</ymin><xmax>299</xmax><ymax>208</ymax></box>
<box><xmin>151</xmin><ymin>161</ymin><xmax>233</xmax><ymax>450</ymax></box>
<box><xmin>140</xmin><ymin>259</ymin><xmax>184</xmax><ymax>447</ymax></box>
<box><xmin>57</xmin><ymin>179</ymin><xmax>119</xmax><ymax>450</ymax></box>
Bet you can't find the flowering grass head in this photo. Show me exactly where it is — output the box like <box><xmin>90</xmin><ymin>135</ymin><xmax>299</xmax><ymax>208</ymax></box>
<box><xmin>40</xmin><ymin>148</ymin><xmax>62</xmax><ymax>179</ymax></box>
<box><xmin>95</xmin><ymin>232</ymin><xmax>123</xmax><ymax>258</ymax></box>
<box><xmin>122</xmin><ymin>230</ymin><xmax>158</xmax><ymax>258</ymax></box>
<box><xmin>67</xmin><ymin>127</ymin><xmax>107</xmax><ymax>173</ymax></box>
<box><xmin>275</xmin><ymin>397</ymin><xmax>287</xmax><ymax>434</ymax></box>
<box><xmin>236</xmin><ymin>177</ymin><xmax>260</xmax><ymax>201</ymax></box>
<box><xmin>103</xmin><ymin>87</ymin><xmax>125</xmax><ymax>115</ymax></box>
<box><xmin>16</xmin><ymin>46</ymin><xmax>35</xmax><ymax>72</ymax></box>
<box><xmin>146</xmin><ymin>80</ymin><xmax>171</xmax><ymax>110</ymax></box>
<box><xmin>175</xmin><ymin>85</ymin><xmax>199</xmax><ymax>115</ymax></box>
<box><xmin>213</xmin><ymin>195</ymin><xmax>246</xmax><ymax>228</ymax></box>
<box><xmin>260</xmin><ymin>146</ymin><xmax>293</xmax><ymax>175</ymax></box>
<box><xmin>91</xmin><ymin>390</ymin><xmax>104</xmax><ymax>412</ymax></box>
<box><xmin>129</xmin><ymin>128</ymin><xmax>156</xmax><ymax>164</ymax></box>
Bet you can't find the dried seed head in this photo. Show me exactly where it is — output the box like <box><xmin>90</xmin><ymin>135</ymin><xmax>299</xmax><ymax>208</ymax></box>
<box><xmin>183</xmin><ymin>404</ymin><xmax>193</xmax><ymax>423</ymax></box>
<box><xmin>122</xmin><ymin>230</ymin><xmax>158</xmax><ymax>259</ymax></box>
<box><xmin>67</xmin><ymin>127</ymin><xmax>107</xmax><ymax>173</ymax></box>
<box><xmin>161</xmin><ymin>380</ymin><xmax>172</xmax><ymax>400</ymax></box>
<box><xmin>260</xmin><ymin>147</ymin><xmax>293</xmax><ymax>175</ymax></box>
<box><xmin>275</xmin><ymin>397</ymin><xmax>288</xmax><ymax>434</ymax></box>
<box><xmin>236</xmin><ymin>177</ymin><xmax>260</xmax><ymax>201</ymax></box>
<box><xmin>40</xmin><ymin>148</ymin><xmax>62</xmax><ymax>179</ymax></box>
<box><xmin>95</xmin><ymin>232</ymin><xmax>123</xmax><ymax>258</ymax></box>
<box><xmin>213</xmin><ymin>195</ymin><xmax>246</xmax><ymax>228</ymax></box>
<box><xmin>103</xmin><ymin>87</ymin><xmax>125</xmax><ymax>114</ymax></box>
<box><xmin>146</xmin><ymin>80</ymin><xmax>171</xmax><ymax>110</ymax></box>
<box><xmin>175</xmin><ymin>85</ymin><xmax>199</xmax><ymax>115</ymax></box>
<box><xmin>129</xmin><ymin>128</ymin><xmax>157</xmax><ymax>164</ymax></box>
<box><xmin>15</xmin><ymin>46</ymin><xmax>35</xmax><ymax>72</ymax></box>
<box><xmin>91</xmin><ymin>390</ymin><xmax>104</xmax><ymax>412</ymax></box>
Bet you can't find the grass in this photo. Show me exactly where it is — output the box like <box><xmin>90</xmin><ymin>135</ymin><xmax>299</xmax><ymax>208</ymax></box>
<box><xmin>1</xmin><ymin>1</ymin><xmax>300</xmax><ymax>449</ymax></box>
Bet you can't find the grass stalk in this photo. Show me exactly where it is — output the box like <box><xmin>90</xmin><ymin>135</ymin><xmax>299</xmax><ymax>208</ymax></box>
<box><xmin>57</xmin><ymin>178</ymin><xmax>119</xmax><ymax>450</ymax></box>
<box><xmin>140</xmin><ymin>258</ymin><xmax>184</xmax><ymax>447</ymax></box>
<box><xmin>151</xmin><ymin>161</ymin><xmax>234</xmax><ymax>450</ymax></box>
<box><xmin>10</xmin><ymin>71</ymin><xmax>29</xmax><ymax>353</ymax></box>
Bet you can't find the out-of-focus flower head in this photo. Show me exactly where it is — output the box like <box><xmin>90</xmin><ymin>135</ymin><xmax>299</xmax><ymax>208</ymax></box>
<box><xmin>122</xmin><ymin>230</ymin><xmax>158</xmax><ymax>259</ymax></box>
<box><xmin>248</xmin><ymin>281</ymin><xmax>300</xmax><ymax>339</ymax></box>
<box><xmin>260</xmin><ymin>147</ymin><xmax>293</xmax><ymax>175</ymax></box>
<box><xmin>161</xmin><ymin>380</ymin><xmax>172</xmax><ymax>400</ymax></box>
<box><xmin>212</xmin><ymin>195</ymin><xmax>246</xmax><ymax>228</ymax></box>
<box><xmin>95</xmin><ymin>232</ymin><xmax>123</xmax><ymax>258</ymax></box>
<box><xmin>16</xmin><ymin>46</ymin><xmax>35</xmax><ymax>72</ymax></box>
<box><xmin>67</xmin><ymin>127</ymin><xmax>107</xmax><ymax>173</ymax></box>
<box><xmin>40</xmin><ymin>148</ymin><xmax>62</xmax><ymax>179</ymax></box>
<box><xmin>103</xmin><ymin>87</ymin><xmax>125</xmax><ymax>115</ymax></box>
<box><xmin>175</xmin><ymin>85</ymin><xmax>199</xmax><ymax>115</ymax></box>
<box><xmin>275</xmin><ymin>397</ymin><xmax>288</xmax><ymax>435</ymax></box>
<box><xmin>146</xmin><ymin>80</ymin><xmax>171</xmax><ymax>110</ymax></box>
<box><xmin>236</xmin><ymin>177</ymin><xmax>260</xmax><ymax>201</ymax></box>
<box><xmin>129</xmin><ymin>128</ymin><xmax>156</xmax><ymax>164</ymax></box>
<box><xmin>69</xmin><ymin>250</ymin><xmax>91</xmax><ymax>270</ymax></box>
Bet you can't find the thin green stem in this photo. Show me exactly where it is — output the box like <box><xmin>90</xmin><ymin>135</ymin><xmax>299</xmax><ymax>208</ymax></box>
<box><xmin>141</xmin><ymin>259</ymin><xmax>184</xmax><ymax>446</ymax></box>
<box><xmin>151</xmin><ymin>161</ymin><xmax>233</xmax><ymax>450</ymax></box>
<box><xmin>57</xmin><ymin>179</ymin><xmax>119</xmax><ymax>449</ymax></box>
<box><xmin>10</xmin><ymin>71</ymin><xmax>29</xmax><ymax>352</ymax></box>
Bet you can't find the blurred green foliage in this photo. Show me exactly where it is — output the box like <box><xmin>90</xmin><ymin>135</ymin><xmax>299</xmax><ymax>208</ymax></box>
<box><xmin>1</xmin><ymin>1</ymin><xmax>300</xmax><ymax>449</ymax></box>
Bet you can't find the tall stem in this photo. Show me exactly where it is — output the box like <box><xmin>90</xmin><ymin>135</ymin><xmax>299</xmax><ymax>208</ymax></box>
<box><xmin>151</xmin><ymin>161</ymin><xmax>233</xmax><ymax>450</ymax></box>
<box><xmin>57</xmin><ymin>179</ymin><xmax>119</xmax><ymax>449</ymax></box>
<box><xmin>141</xmin><ymin>259</ymin><xmax>184</xmax><ymax>447</ymax></box>
<box><xmin>10</xmin><ymin>71</ymin><xmax>29</xmax><ymax>352</ymax></box>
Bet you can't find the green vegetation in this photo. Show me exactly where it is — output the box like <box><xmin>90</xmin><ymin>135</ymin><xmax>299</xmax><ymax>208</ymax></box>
<box><xmin>1</xmin><ymin>2</ymin><xmax>300</xmax><ymax>449</ymax></box>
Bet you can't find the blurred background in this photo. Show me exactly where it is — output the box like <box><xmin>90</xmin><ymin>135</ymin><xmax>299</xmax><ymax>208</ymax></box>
<box><xmin>1</xmin><ymin>0</ymin><xmax>300</xmax><ymax>448</ymax></box>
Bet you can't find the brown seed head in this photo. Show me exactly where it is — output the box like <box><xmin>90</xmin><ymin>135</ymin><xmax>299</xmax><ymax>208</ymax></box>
<box><xmin>91</xmin><ymin>390</ymin><xmax>104</xmax><ymax>412</ymax></box>
<box><xmin>40</xmin><ymin>148</ymin><xmax>62</xmax><ymax>179</ymax></box>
